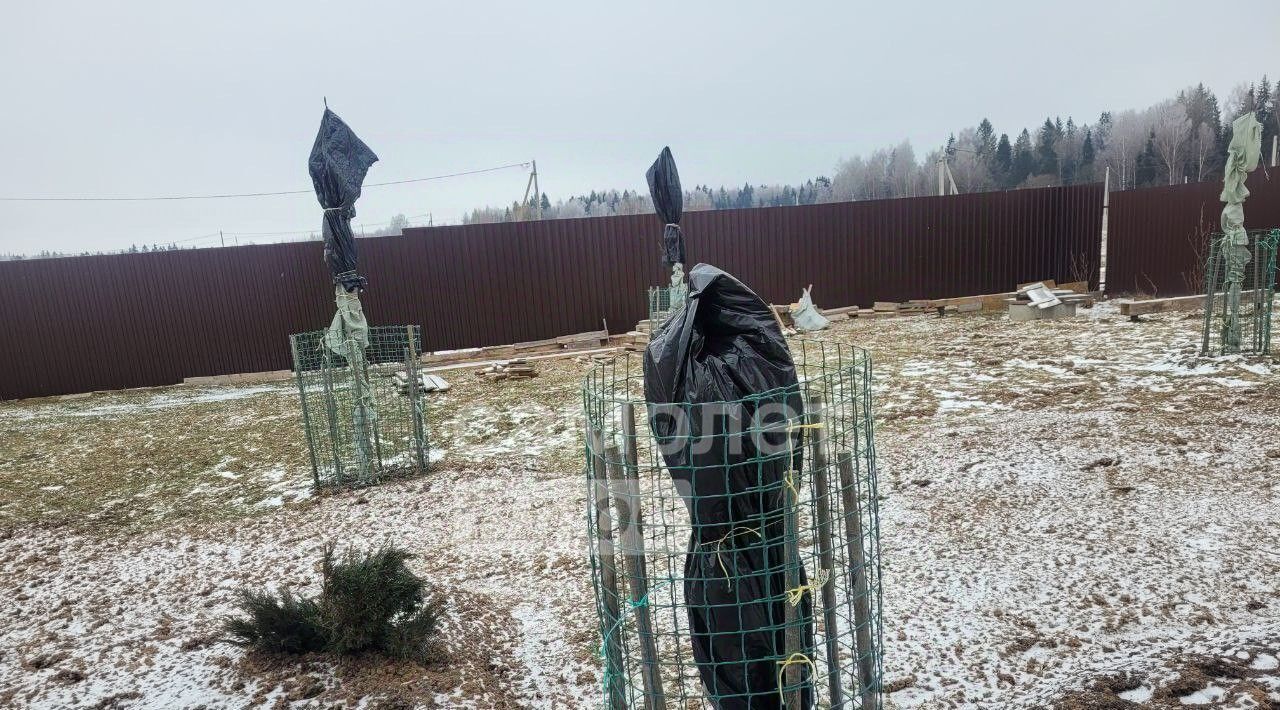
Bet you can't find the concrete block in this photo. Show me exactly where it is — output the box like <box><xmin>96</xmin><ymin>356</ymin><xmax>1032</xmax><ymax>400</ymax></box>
<box><xmin>1009</xmin><ymin>303</ymin><xmax>1077</xmax><ymax>322</ymax></box>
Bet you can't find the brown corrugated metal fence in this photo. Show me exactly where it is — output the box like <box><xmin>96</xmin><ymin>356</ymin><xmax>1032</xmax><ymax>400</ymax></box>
<box><xmin>1105</xmin><ymin>173</ymin><xmax>1280</xmax><ymax>296</ymax></box>
<box><xmin>0</xmin><ymin>183</ymin><xmax>1103</xmax><ymax>400</ymax></box>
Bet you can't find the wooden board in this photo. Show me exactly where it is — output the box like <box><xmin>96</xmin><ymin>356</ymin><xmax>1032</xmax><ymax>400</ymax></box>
<box><xmin>1117</xmin><ymin>291</ymin><xmax>1259</xmax><ymax>317</ymax></box>
<box><xmin>923</xmin><ymin>290</ymin><xmax>1017</xmax><ymax>307</ymax></box>
<box><xmin>184</xmin><ymin>370</ymin><xmax>293</xmax><ymax>386</ymax></box>
<box><xmin>820</xmin><ymin>305</ymin><xmax>860</xmax><ymax>317</ymax></box>
<box><xmin>555</xmin><ymin>329</ymin><xmax>608</xmax><ymax>345</ymax></box>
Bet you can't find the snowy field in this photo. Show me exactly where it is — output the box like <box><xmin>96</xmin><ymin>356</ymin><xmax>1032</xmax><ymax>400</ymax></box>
<box><xmin>1</xmin><ymin>302</ymin><xmax>1278</xmax><ymax>709</ymax></box>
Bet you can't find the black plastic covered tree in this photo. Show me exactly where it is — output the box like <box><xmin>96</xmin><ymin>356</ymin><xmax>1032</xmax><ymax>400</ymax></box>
<box><xmin>647</xmin><ymin>147</ymin><xmax>685</xmax><ymax>264</ymax></box>
<box><xmin>309</xmin><ymin>107</ymin><xmax>379</xmax><ymax>295</ymax></box>
<box><xmin>308</xmin><ymin>106</ymin><xmax>379</xmax><ymax>474</ymax></box>
<box><xmin>644</xmin><ymin>264</ymin><xmax>815</xmax><ymax>708</ymax></box>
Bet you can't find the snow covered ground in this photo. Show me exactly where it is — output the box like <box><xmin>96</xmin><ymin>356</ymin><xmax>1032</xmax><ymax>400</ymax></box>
<box><xmin>0</xmin><ymin>302</ymin><xmax>1277</xmax><ymax>708</ymax></box>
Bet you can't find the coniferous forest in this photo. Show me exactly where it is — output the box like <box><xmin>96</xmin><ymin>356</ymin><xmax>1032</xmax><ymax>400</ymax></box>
<box><xmin>465</xmin><ymin>76</ymin><xmax>1278</xmax><ymax>224</ymax></box>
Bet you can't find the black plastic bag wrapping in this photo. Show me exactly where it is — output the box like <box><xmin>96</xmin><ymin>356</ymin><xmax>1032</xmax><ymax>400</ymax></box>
<box><xmin>643</xmin><ymin>263</ymin><xmax>814</xmax><ymax>709</ymax></box>
<box><xmin>308</xmin><ymin>108</ymin><xmax>379</xmax><ymax>293</ymax></box>
<box><xmin>646</xmin><ymin>146</ymin><xmax>686</xmax><ymax>266</ymax></box>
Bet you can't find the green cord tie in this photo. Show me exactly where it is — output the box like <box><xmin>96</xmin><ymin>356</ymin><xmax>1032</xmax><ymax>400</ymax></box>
<box><xmin>597</xmin><ymin>579</ymin><xmax>674</xmax><ymax>696</ymax></box>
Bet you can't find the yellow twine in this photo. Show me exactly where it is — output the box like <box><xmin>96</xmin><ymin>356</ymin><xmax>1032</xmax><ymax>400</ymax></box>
<box><xmin>785</xmin><ymin>567</ymin><xmax>831</xmax><ymax>606</ymax></box>
<box><xmin>775</xmin><ymin>652</ymin><xmax>817</xmax><ymax>705</ymax></box>
<box><xmin>699</xmin><ymin>526</ymin><xmax>761</xmax><ymax>589</ymax></box>
<box><xmin>782</xmin><ymin>469</ymin><xmax>801</xmax><ymax>500</ymax></box>
<box><xmin>785</xmin><ymin>423</ymin><xmax>824</xmax><ymax>432</ymax></box>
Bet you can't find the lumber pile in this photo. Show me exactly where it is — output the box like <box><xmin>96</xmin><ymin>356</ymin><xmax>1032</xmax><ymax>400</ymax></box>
<box><xmin>394</xmin><ymin>372</ymin><xmax>451</xmax><ymax>395</ymax></box>
<box><xmin>921</xmin><ymin>280</ymin><xmax>1097</xmax><ymax>316</ymax></box>
<box><xmin>872</xmin><ymin>301</ymin><xmax>930</xmax><ymax>317</ymax></box>
<box><xmin>421</xmin><ymin>328</ymin><xmax>610</xmax><ymax>367</ymax></box>
<box><xmin>513</xmin><ymin>329</ymin><xmax>610</xmax><ymax>353</ymax></box>
<box><xmin>475</xmin><ymin>359</ymin><xmax>538</xmax><ymax>381</ymax></box>
<box><xmin>819</xmin><ymin>305</ymin><xmax>859</xmax><ymax>322</ymax></box>
<box><xmin>622</xmin><ymin>319</ymin><xmax>653</xmax><ymax>351</ymax></box>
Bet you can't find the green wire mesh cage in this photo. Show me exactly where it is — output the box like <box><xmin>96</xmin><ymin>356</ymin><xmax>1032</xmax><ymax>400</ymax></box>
<box><xmin>648</xmin><ymin>286</ymin><xmax>679</xmax><ymax>327</ymax></box>
<box><xmin>1201</xmin><ymin>228</ymin><xmax>1278</xmax><ymax>356</ymax></box>
<box><xmin>289</xmin><ymin>325</ymin><xmax>430</xmax><ymax>488</ymax></box>
<box><xmin>582</xmin><ymin>340</ymin><xmax>883</xmax><ymax>709</ymax></box>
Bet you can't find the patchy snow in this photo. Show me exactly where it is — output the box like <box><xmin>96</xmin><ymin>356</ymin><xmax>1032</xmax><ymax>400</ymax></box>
<box><xmin>1118</xmin><ymin>684</ymin><xmax>1154</xmax><ymax>703</ymax></box>
<box><xmin>2</xmin><ymin>301</ymin><xmax>1277</xmax><ymax>707</ymax></box>
<box><xmin>1179</xmin><ymin>684</ymin><xmax>1229</xmax><ymax>704</ymax></box>
<box><xmin>1253</xmin><ymin>654</ymin><xmax>1280</xmax><ymax>671</ymax></box>
<box><xmin>69</xmin><ymin>384</ymin><xmax>290</xmax><ymax>417</ymax></box>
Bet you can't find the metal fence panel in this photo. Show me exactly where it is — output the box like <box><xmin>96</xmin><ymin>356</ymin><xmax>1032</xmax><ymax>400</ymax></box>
<box><xmin>1105</xmin><ymin>175</ymin><xmax>1280</xmax><ymax>296</ymax></box>
<box><xmin>0</xmin><ymin>183</ymin><xmax>1103</xmax><ymax>399</ymax></box>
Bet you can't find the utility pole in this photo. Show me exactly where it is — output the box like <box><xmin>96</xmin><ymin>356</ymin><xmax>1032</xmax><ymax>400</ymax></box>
<box><xmin>1100</xmin><ymin>166</ymin><xmax>1110</xmax><ymax>293</ymax></box>
<box><xmin>937</xmin><ymin>145</ymin><xmax>968</xmax><ymax>196</ymax></box>
<box><xmin>1272</xmin><ymin>135</ymin><xmax>1278</xmax><ymax>167</ymax></box>
<box><xmin>532</xmin><ymin>160</ymin><xmax>541</xmax><ymax>219</ymax></box>
<box><xmin>520</xmin><ymin>160</ymin><xmax>541</xmax><ymax>220</ymax></box>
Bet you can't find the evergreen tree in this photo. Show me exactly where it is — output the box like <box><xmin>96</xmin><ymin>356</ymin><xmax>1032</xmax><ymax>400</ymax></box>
<box><xmin>1135</xmin><ymin>130</ymin><xmax>1159</xmax><ymax>187</ymax></box>
<box><xmin>1257</xmin><ymin>75</ymin><xmax>1275</xmax><ymax>156</ymax></box>
<box><xmin>1095</xmin><ymin>111</ymin><xmax>1113</xmax><ymax>151</ymax></box>
<box><xmin>1077</xmin><ymin>130</ymin><xmax>1096</xmax><ymax>183</ymax></box>
<box><xmin>1011</xmin><ymin>129</ymin><xmax>1035</xmax><ymax>186</ymax></box>
<box><xmin>1036</xmin><ymin>118</ymin><xmax>1059</xmax><ymax>176</ymax></box>
<box><xmin>994</xmin><ymin>133</ymin><xmax>1013</xmax><ymax>185</ymax></box>
<box><xmin>976</xmin><ymin>119</ymin><xmax>997</xmax><ymax>158</ymax></box>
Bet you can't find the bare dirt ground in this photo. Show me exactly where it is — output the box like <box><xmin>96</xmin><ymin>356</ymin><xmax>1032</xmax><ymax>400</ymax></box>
<box><xmin>1</xmin><ymin>302</ymin><xmax>1277</xmax><ymax>709</ymax></box>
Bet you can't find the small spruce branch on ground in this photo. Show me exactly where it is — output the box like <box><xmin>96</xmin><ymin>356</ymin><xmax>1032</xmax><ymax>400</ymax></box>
<box><xmin>223</xmin><ymin>544</ymin><xmax>441</xmax><ymax>664</ymax></box>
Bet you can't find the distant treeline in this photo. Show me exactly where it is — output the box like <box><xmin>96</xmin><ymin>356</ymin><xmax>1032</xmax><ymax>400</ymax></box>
<box><xmin>464</xmin><ymin>75</ymin><xmax>1278</xmax><ymax>224</ymax></box>
<box><xmin>0</xmin><ymin>242</ymin><xmax>189</xmax><ymax>261</ymax></box>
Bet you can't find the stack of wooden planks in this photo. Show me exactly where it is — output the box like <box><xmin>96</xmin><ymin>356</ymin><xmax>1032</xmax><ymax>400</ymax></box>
<box><xmin>867</xmin><ymin>301</ymin><xmax>930</xmax><ymax>317</ymax></box>
<box><xmin>921</xmin><ymin>280</ymin><xmax>1096</xmax><ymax>316</ymax></box>
<box><xmin>819</xmin><ymin>305</ymin><xmax>859</xmax><ymax>322</ymax></box>
<box><xmin>394</xmin><ymin>372</ymin><xmax>451</xmax><ymax>395</ymax></box>
<box><xmin>421</xmin><ymin>329</ymin><xmax>611</xmax><ymax>367</ymax></box>
<box><xmin>623</xmin><ymin>320</ymin><xmax>653</xmax><ymax>351</ymax></box>
<box><xmin>515</xmin><ymin>330</ymin><xmax>610</xmax><ymax>353</ymax></box>
<box><xmin>475</xmin><ymin>359</ymin><xmax>537</xmax><ymax>381</ymax></box>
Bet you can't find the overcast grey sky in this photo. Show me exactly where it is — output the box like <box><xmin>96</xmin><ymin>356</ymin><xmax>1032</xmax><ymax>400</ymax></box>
<box><xmin>1</xmin><ymin>0</ymin><xmax>1276</xmax><ymax>254</ymax></box>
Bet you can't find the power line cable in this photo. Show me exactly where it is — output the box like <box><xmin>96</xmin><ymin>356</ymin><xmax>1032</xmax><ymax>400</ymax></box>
<box><xmin>0</xmin><ymin>163</ymin><xmax>530</xmax><ymax>202</ymax></box>
<box><xmin>224</xmin><ymin>212</ymin><xmax>434</xmax><ymax>237</ymax></box>
<box><xmin>170</xmin><ymin>232</ymin><xmax>223</xmax><ymax>243</ymax></box>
